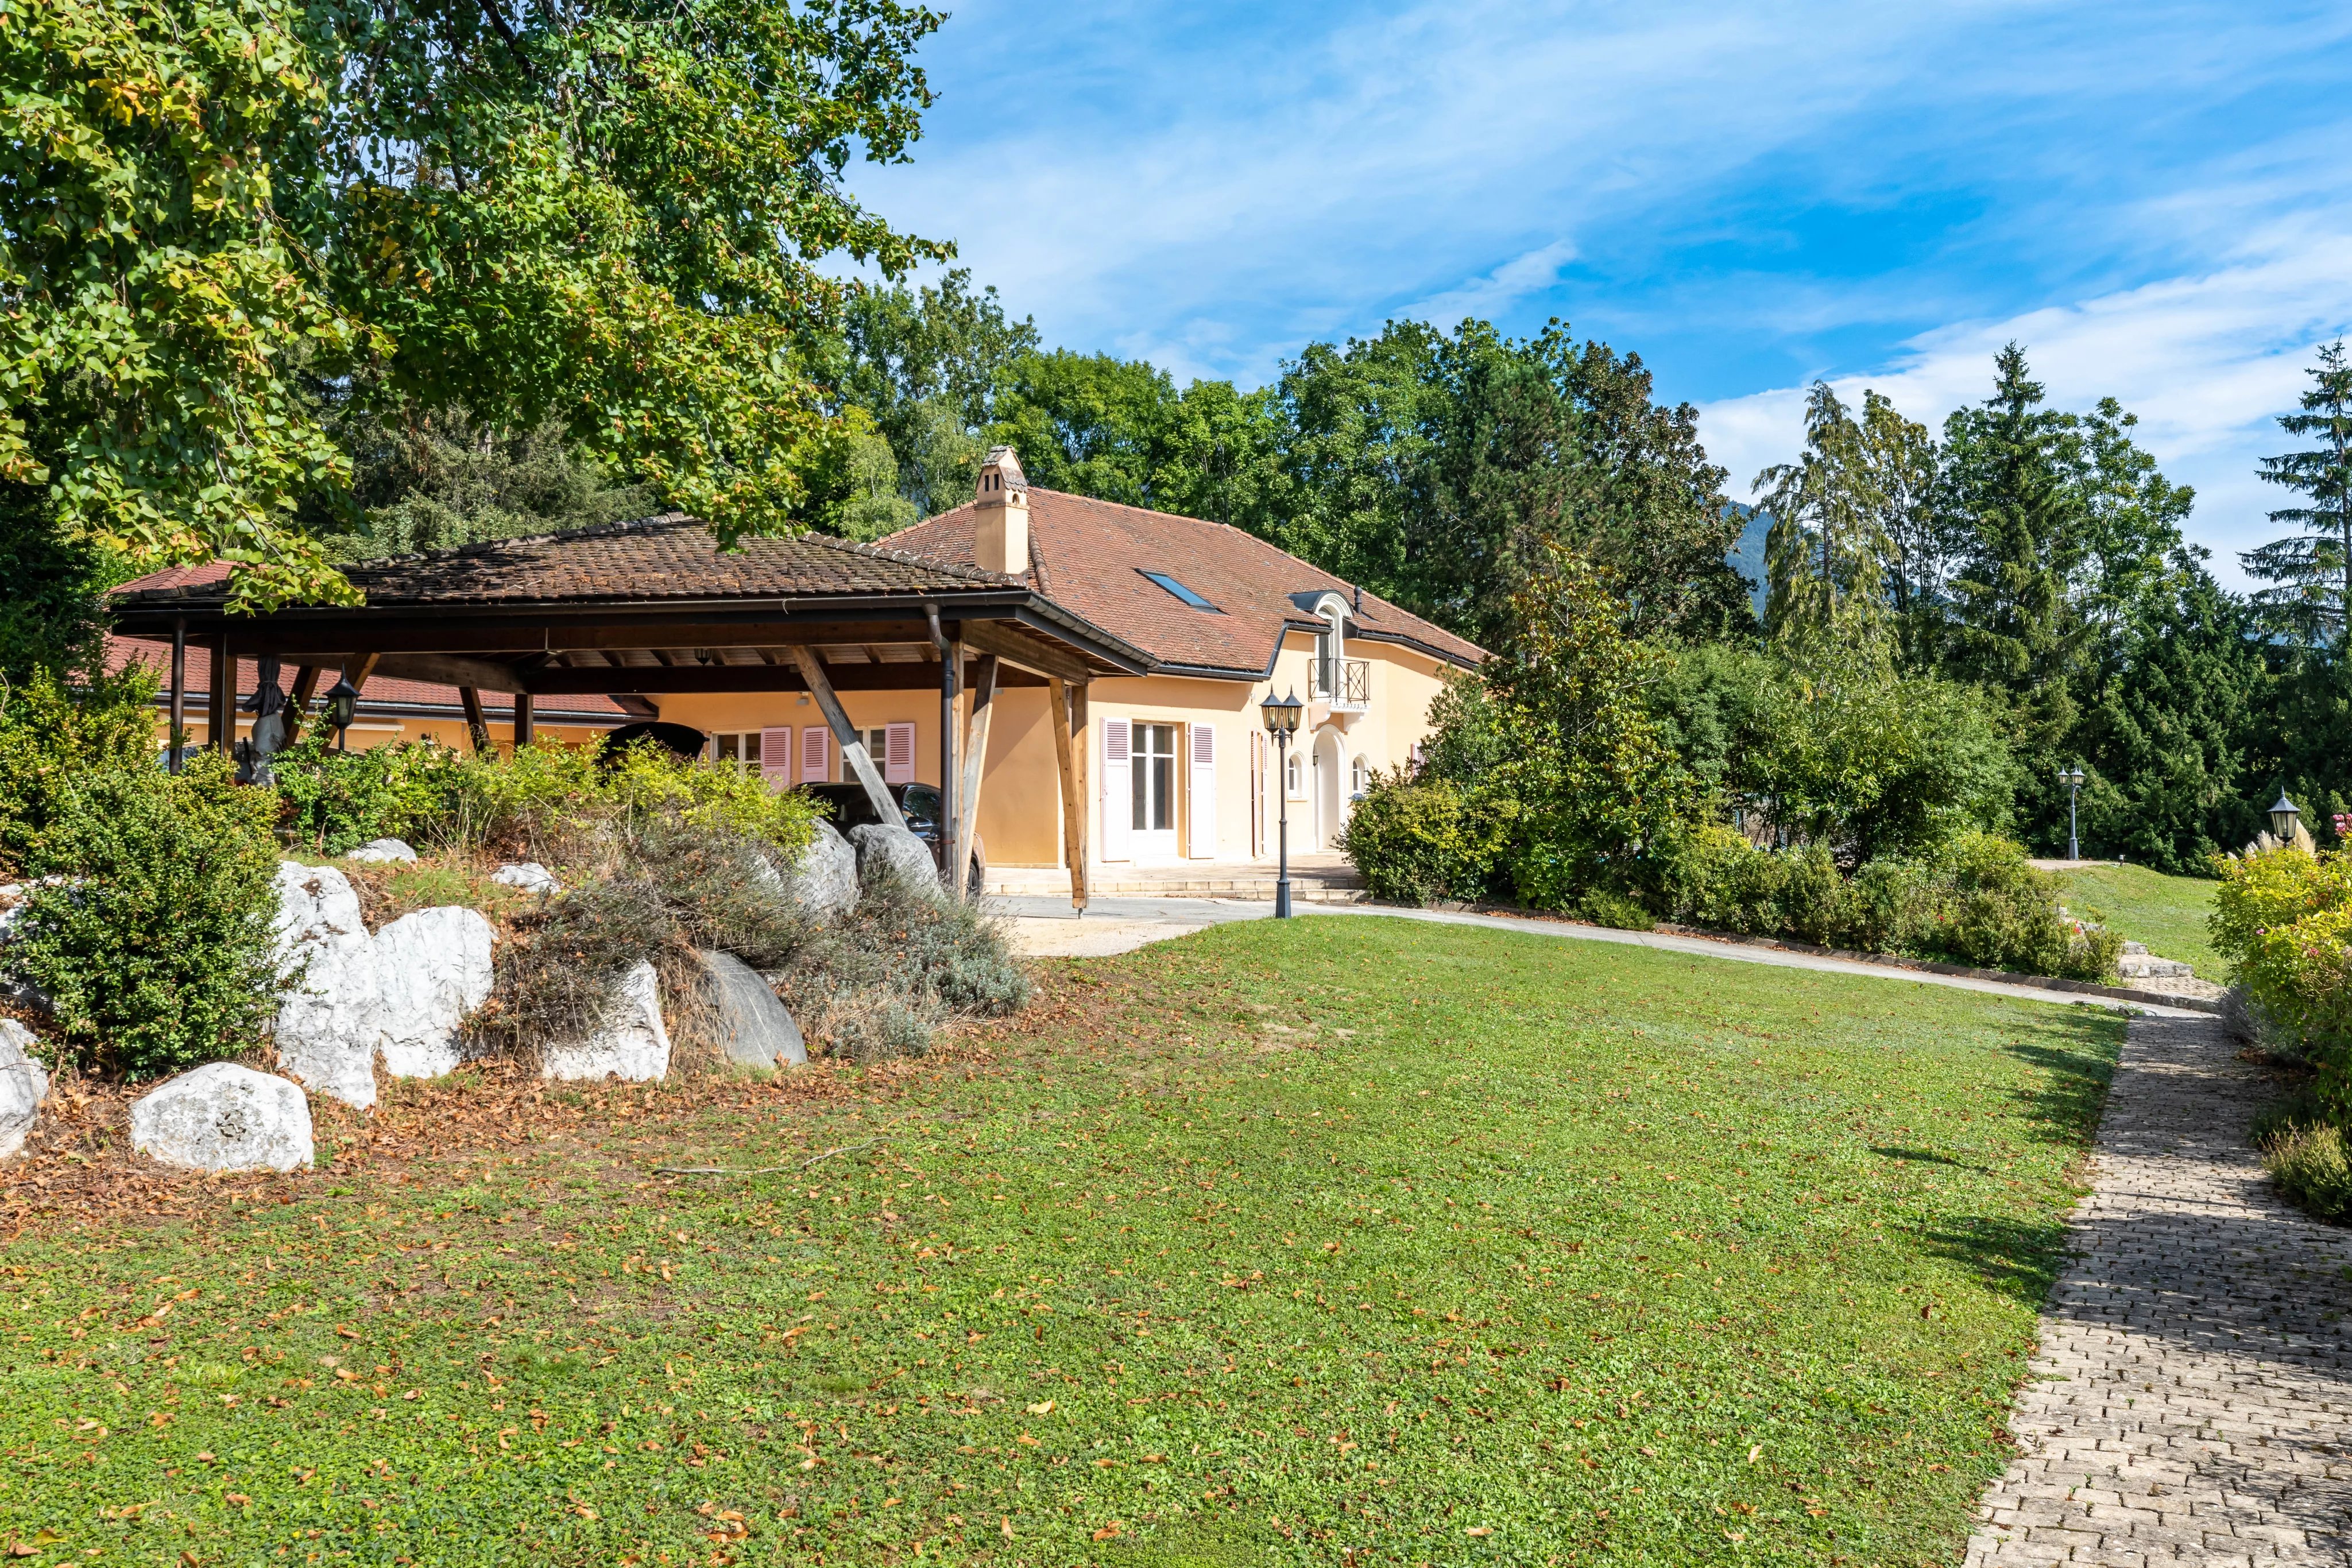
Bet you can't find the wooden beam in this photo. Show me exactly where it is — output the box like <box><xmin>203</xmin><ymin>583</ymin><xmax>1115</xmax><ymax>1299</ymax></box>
<box><xmin>788</xmin><ymin>646</ymin><xmax>907</xmax><ymax>831</ymax></box>
<box><xmin>343</xmin><ymin>652</ymin><xmax>382</xmax><ymax>692</ymax></box>
<box><xmin>513</xmin><ymin>693</ymin><xmax>535</xmax><ymax>749</ymax></box>
<box><xmin>280</xmin><ymin>664</ymin><xmax>321</xmax><ymax>746</ymax></box>
<box><xmin>208</xmin><ymin>634</ymin><xmax>234</xmax><ymax>752</ymax></box>
<box><xmin>370</xmin><ymin>651</ymin><xmax>531</xmax><ymax>694</ymax></box>
<box><xmin>167</xmin><ymin>619</ymin><xmax>187</xmax><ymax>775</ymax></box>
<box><xmin>458</xmin><ymin>686</ymin><xmax>490</xmax><ymax>753</ymax></box>
<box><xmin>956</xmin><ymin>617</ymin><xmax>1093</xmax><ymax>684</ymax></box>
<box><xmin>1050</xmin><ymin>677</ymin><xmax>1090</xmax><ymax>912</ymax></box>
<box><xmin>953</xmin><ymin>655</ymin><xmax>998</xmax><ymax>901</ymax></box>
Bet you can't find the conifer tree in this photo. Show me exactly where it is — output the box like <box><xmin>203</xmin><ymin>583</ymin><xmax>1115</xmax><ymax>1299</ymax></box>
<box><xmin>2243</xmin><ymin>340</ymin><xmax>2352</xmax><ymax>650</ymax></box>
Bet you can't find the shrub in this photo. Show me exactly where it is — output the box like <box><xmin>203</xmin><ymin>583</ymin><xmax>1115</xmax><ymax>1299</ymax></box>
<box><xmin>1575</xmin><ymin>888</ymin><xmax>1654</xmax><ymax>931</ymax></box>
<box><xmin>777</xmin><ymin>874</ymin><xmax>1030</xmax><ymax>1059</ymax></box>
<box><xmin>1927</xmin><ymin>833</ymin><xmax>2121</xmax><ymax>980</ymax></box>
<box><xmin>1658</xmin><ymin>823</ymin><xmax>1787</xmax><ymax>934</ymax></box>
<box><xmin>0</xmin><ymin>665</ymin><xmax>162</xmax><ymax>875</ymax></box>
<box><xmin>270</xmin><ymin>732</ymin><xmax>444</xmax><ymax>854</ymax></box>
<box><xmin>1338</xmin><ymin>773</ymin><xmax>1511</xmax><ymax>905</ymax></box>
<box><xmin>2210</xmin><ymin>846</ymin><xmax>2352</xmax><ymax>1113</ymax></box>
<box><xmin>10</xmin><ymin>751</ymin><xmax>282</xmax><ymax>1079</ymax></box>
<box><xmin>2252</xmin><ymin>1093</ymin><xmax>2352</xmax><ymax>1223</ymax></box>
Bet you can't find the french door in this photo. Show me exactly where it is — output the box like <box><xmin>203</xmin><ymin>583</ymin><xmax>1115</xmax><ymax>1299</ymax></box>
<box><xmin>1129</xmin><ymin>722</ymin><xmax>1179</xmax><ymax>860</ymax></box>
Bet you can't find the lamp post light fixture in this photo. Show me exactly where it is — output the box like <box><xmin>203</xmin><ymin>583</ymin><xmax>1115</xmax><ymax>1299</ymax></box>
<box><xmin>2270</xmin><ymin>790</ymin><xmax>2302</xmax><ymax>845</ymax></box>
<box><xmin>1260</xmin><ymin>687</ymin><xmax>1305</xmax><ymax>919</ymax></box>
<box><xmin>2057</xmin><ymin>763</ymin><xmax>2086</xmax><ymax>861</ymax></box>
<box><xmin>323</xmin><ymin>676</ymin><xmax>361</xmax><ymax>752</ymax></box>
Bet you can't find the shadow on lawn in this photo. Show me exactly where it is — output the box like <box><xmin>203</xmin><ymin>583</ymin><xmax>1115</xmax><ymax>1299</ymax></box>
<box><xmin>1997</xmin><ymin>1018</ymin><xmax>2121</xmax><ymax>1147</ymax></box>
<box><xmin>1916</xmin><ymin>1211</ymin><xmax>2079</xmax><ymax>1307</ymax></box>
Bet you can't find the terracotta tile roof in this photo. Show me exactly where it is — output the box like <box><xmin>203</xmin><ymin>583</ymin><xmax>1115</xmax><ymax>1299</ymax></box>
<box><xmin>884</xmin><ymin>489</ymin><xmax>1486</xmax><ymax>676</ymax></box>
<box><xmin>111</xmin><ymin>515</ymin><xmax>1022</xmax><ymax>607</ymax></box>
<box><xmin>106</xmin><ymin>638</ymin><xmax>631</xmax><ymax>723</ymax></box>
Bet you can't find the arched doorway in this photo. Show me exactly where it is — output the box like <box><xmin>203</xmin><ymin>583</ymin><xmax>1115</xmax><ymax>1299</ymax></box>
<box><xmin>1312</xmin><ymin>727</ymin><xmax>1345</xmax><ymax>849</ymax></box>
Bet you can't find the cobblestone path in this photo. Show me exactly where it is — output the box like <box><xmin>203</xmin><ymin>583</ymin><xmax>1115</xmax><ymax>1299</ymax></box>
<box><xmin>1965</xmin><ymin>1015</ymin><xmax>2352</xmax><ymax>1566</ymax></box>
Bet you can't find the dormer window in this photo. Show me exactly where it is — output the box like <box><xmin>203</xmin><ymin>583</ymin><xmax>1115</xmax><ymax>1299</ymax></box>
<box><xmin>1140</xmin><ymin>570</ymin><xmax>1221</xmax><ymax>612</ymax></box>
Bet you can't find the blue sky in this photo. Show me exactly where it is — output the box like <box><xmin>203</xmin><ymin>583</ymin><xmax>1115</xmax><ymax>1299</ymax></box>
<box><xmin>852</xmin><ymin>1</ymin><xmax>2352</xmax><ymax>584</ymax></box>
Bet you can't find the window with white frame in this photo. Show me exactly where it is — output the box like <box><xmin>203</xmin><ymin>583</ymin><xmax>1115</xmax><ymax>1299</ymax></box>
<box><xmin>707</xmin><ymin>731</ymin><xmax>764</xmax><ymax>774</ymax></box>
<box><xmin>1351</xmin><ymin>755</ymin><xmax>1369</xmax><ymax>797</ymax></box>
<box><xmin>1285</xmin><ymin>748</ymin><xmax>1305</xmax><ymax>799</ymax></box>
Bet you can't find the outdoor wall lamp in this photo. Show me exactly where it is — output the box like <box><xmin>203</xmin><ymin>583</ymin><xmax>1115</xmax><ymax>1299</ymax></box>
<box><xmin>323</xmin><ymin>676</ymin><xmax>361</xmax><ymax>751</ymax></box>
<box><xmin>1260</xmin><ymin>687</ymin><xmax>1304</xmax><ymax>919</ymax></box>
<box><xmin>2056</xmin><ymin>763</ymin><xmax>2086</xmax><ymax>860</ymax></box>
<box><xmin>2271</xmin><ymin>791</ymin><xmax>2301</xmax><ymax>843</ymax></box>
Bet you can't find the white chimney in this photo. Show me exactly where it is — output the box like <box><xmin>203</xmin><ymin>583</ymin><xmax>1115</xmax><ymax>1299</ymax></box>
<box><xmin>974</xmin><ymin>444</ymin><xmax>1030</xmax><ymax>576</ymax></box>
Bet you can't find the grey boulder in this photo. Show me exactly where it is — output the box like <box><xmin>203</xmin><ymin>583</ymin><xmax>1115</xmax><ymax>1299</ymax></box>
<box><xmin>848</xmin><ymin>823</ymin><xmax>944</xmax><ymax>903</ymax></box>
<box><xmin>374</xmin><ymin>905</ymin><xmax>495</xmax><ymax>1079</ymax></box>
<box><xmin>700</xmin><ymin>951</ymin><xmax>806</xmax><ymax>1069</ymax></box>
<box><xmin>0</xmin><ymin>1017</ymin><xmax>48</xmax><ymax>1160</ymax></box>
<box><xmin>131</xmin><ymin>1063</ymin><xmax>314</xmax><ymax>1173</ymax></box>
<box><xmin>491</xmin><ymin>862</ymin><xmax>561</xmax><ymax>895</ymax></box>
<box><xmin>792</xmin><ymin>820</ymin><xmax>861</xmax><ymax>921</ymax></box>
<box><xmin>269</xmin><ymin>862</ymin><xmax>381</xmax><ymax>1108</ymax></box>
<box><xmin>346</xmin><ymin>838</ymin><xmax>417</xmax><ymax>864</ymax></box>
<box><xmin>543</xmin><ymin>960</ymin><xmax>671</xmax><ymax>1082</ymax></box>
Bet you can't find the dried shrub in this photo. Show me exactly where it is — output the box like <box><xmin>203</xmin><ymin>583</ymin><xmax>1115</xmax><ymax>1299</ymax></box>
<box><xmin>772</xmin><ymin>874</ymin><xmax>1030</xmax><ymax>1062</ymax></box>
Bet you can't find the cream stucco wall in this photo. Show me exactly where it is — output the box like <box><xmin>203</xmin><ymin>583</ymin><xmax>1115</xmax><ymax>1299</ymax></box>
<box><xmin>161</xmin><ymin>713</ymin><xmax>614</xmax><ymax>757</ymax></box>
<box><xmin>641</xmin><ymin>630</ymin><xmax>1465</xmax><ymax>868</ymax></box>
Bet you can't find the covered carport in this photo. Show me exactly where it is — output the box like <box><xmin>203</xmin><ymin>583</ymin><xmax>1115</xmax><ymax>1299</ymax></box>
<box><xmin>110</xmin><ymin>516</ymin><xmax>1149</xmax><ymax>909</ymax></box>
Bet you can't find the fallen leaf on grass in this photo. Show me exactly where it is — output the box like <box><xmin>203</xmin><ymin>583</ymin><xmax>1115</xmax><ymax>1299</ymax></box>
<box><xmin>1465</xmin><ymin>1526</ymin><xmax>1491</xmax><ymax>1536</ymax></box>
<box><xmin>1024</xmin><ymin>1401</ymin><xmax>1053</xmax><ymax>1415</ymax></box>
<box><xmin>1091</xmin><ymin>1524</ymin><xmax>1123</xmax><ymax>1542</ymax></box>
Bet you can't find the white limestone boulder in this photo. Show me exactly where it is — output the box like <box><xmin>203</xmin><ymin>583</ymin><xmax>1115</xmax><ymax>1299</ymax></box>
<box><xmin>491</xmin><ymin>862</ymin><xmax>562</xmax><ymax>896</ymax></box>
<box><xmin>0</xmin><ymin>1017</ymin><xmax>49</xmax><ymax>1160</ymax></box>
<box><xmin>848</xmin><ymin>823</ymin><xmax>945</xmax><ymax>904</ymax></box>
<box><xmin>374</xmin><ymin>905</ymin><xmax>495</xmax><ymax>1079</ymax></box>
<box><xmin>700</xmin><ymin>951</ymin><xmax>806</xmax><ymax>1069</ymax></box>
<box><xmin>542</xmin><ymin>960</ymin><xmax>671</xmax><ymax>1082</ymax></box>
<box><xmin>269</xmin><ymin>862</ymin><xmax>381</xmax><ymax>1109</ymax></box>
<box><xmin>791</xmin><ymin>820</ymin><xmax>860</xmax><ymax>922</ymax></box>
<box><xmin>130</xmin><ymin>1063</ymin><xmax>313</xmax><ymax>1173</ymax></box>
<box><xmin>346</xmin><ymin>838</ymin><xmax>417</xmax><ymax>864</ymax></box>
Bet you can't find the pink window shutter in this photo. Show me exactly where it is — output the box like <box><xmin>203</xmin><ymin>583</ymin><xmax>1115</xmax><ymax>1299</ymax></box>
<box><xmin>800</xmin><ymin>726</ymin><xmax>831</xmax><ymax>784</ymax></box>
<box><xmin>884</xmin><ymin>721</ymin><xmax>917</xmax><ymax>785</ymax></box>
<box><xmin>759</xmin><ymin>727</ymin><xmax>794</xmax><ymax>789</ymax></box>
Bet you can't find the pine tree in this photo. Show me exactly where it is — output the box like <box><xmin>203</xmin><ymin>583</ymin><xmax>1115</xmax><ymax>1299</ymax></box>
<box><xmin>2243</xmin><ymin>340</ymin><xmax>2352</xmax><ymax>649</ymax></box>
<box><xmin>1753</xmin><ymin>382</ymin><xmax>1893</xmax><ymax>654</ymax></box>
<box><xmin>1940</xmin><ymin>344</ymin><xmax>2086</xmax><ymax>758</ymax></box>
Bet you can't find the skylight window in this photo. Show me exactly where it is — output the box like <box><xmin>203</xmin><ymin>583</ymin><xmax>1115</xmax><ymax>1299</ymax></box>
<box><xmin>1139</xmin><ymin>570</ymin><xmax>1222</xmax><ymax>611</ymax></box>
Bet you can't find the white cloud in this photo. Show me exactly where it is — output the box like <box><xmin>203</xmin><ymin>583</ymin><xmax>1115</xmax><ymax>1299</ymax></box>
<box><xmin>1409</xmin><ymin>240</ymin><xmax>1579</xmax><ymax>328</ymax></box>
<box><xmin>1698</xmin><ymin>222</ymin><xmax>2352</xmax><ymax>584</ymax></box>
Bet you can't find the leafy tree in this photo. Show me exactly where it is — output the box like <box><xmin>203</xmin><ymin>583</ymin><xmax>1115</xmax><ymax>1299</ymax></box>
<box><xmin>0</xmin><ymin>500</ymin><xmax>109</xmax><ymax>680</ymax></box>
<box><xmin>821</xmin><ymin>270</ymin><xmax>1040</xmax><ymax>516</ymax></box>
<box><xmin>2</xmin><ymin>0</ymin><xmax>946</xmax><ymax>608</ymax></box>
<box><xmin>2243</xmin><ymin>340</ymin><xmax>2352</xmax><ymax>649</ymax></box>
<box><xmin>1278</xmin><ymin>320</ymin><xmax>1744</xmax><ymax>649</ymax></box>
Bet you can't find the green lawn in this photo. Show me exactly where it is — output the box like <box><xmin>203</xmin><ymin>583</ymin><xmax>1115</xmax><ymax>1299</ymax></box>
<box><xmin>2053</xmin><ymin>864</ymin><xmax>2226</xmax><ymax>979</ymax></box>
<box><xmin>3</xmin><ymin>919</ymin><xmax>2121</xmax><ymax>1567</ymax></box>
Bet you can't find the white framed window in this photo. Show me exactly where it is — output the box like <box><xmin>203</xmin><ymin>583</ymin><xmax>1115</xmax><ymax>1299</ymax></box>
<box><xmin>707</xmin><ymin>731</ymin><xmax>764</xmax><ymax>775</ymax></box>
<box><xmin>1285</xmin><ymin>749</ymin><xmax>1305</xmax><ymax>800</ymax></box>
<box><xmin>1351</xmin><ymin>755</ymin><xmax>1370</xmax><ymax>797</ymax></box>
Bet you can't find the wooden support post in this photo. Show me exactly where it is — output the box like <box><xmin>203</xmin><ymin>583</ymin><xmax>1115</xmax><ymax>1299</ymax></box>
<box><xmin>513</xmin><ymin>693</ymin><xmax>534</xmax><ymax>749</ymax></box>
<box><xmin>1050</xmin><ymin>677</ymin><xmax>1090</xmax><ymax>911</ymax></box>
<box><xmin>788</xmin><ymin>646</ymin><xmax>907</xmax><ymax>831</ymax></box>
<box><xmin>281</xmin><ymin>665</ymin><xmax>320</xmax><ymax>746</ymax></box>
<box><xmin>208</xmin><ymin>634</ymin><xmax>234</xmax><ymax>752</ymax></box>
<box><xmin>458</xmin><ymin>686</ymin><xmax>490</xmax><ymax>753</ymax></box>
<box><xmin>168</xmin><ymin>618</ymin><xmax>187</xmax><ymax>774</ymax></box>
<box><xmin>953</xmin><ymin>655</ymin><xmax>998</xmax><ymax>901</ymax></box>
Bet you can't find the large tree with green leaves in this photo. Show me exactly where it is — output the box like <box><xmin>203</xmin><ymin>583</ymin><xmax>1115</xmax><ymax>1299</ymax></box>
<box><xmin>2243</xmin><ymin>340</ymin><xmax>2352</xmax><ymax>650</ymax></box>
<box><xmin>1</xmin><ymin>0</ymin><xmax>946</xmax><ymax>608</ymax></box>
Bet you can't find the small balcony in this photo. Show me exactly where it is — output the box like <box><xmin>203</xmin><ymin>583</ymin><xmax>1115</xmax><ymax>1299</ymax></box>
<box><xmin>1311</xmin><ymin>656</ymin><xmax>1370</xmax><ymax>710</ymax></box>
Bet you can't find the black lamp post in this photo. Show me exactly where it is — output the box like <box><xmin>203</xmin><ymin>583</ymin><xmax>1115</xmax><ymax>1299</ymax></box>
<box><xmin>2057</xmin><ymin>763</ymin><xmax>2086</xmax><ymax>860</ymax></box>
<box><xmin>323</xmin><ymin>676</ymin><xmax>361</xmax><ymax>752</ymax></box>
<box><xmin>1260</xmin><ymin>687</ymin><xmax>1304</xmax><ymax>919</ymax></box>
<box><xmin>2270</xmin><ymin>790</ymin><xmax>2301</xmax><ymax>845</ymax></box>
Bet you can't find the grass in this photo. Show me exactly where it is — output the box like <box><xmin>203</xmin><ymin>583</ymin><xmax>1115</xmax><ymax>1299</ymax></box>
<box><xmin>2052</xmin><ymin>863</ymin><xmax>2225</xmax><ymax>979</ymax></box>
<box><xmin>2</xmin><ymin>917</ymin><xmax>2122</xmax><ymax>1567</ymax></box>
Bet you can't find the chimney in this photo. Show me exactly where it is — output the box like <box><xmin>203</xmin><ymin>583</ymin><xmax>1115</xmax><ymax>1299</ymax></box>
<box><xmin>973</xmin><ymin>445</ymin><xmax>1030</xmax><ymax>576</ymax></box>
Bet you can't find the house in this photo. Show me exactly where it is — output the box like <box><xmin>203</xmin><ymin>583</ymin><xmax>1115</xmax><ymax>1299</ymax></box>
<box><xmin>871</xmin><ymin>448</ymin><xmax>1484</xmax><ymax>868</ymax></box>
<box><xmin>109</xmin><ymin>447</ymin><xmax>1483</xmax><ymax>895</ymax></box>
